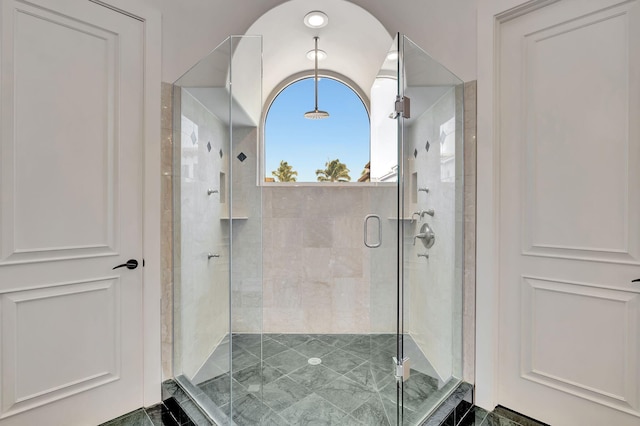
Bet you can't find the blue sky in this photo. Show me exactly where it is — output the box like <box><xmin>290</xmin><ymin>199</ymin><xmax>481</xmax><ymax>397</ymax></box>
<box><xmin>265</xmin><ymin>77</ymin><xmax>370</xmax><ymax>182</ymax></box>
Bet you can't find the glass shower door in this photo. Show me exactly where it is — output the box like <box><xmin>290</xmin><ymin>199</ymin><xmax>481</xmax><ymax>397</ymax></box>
<box><xmin>172</xmin><ymin>35</ymin><xmax>263</xmax><ymax>425</ymax></box>
<box><xmin>368</xmin><ymin>34</ymin><xmax>465</xmax><ymax>425</ymax></box>
<box><xmin>396</xmin><ymin>35</ymin><xmax>465</xmax><ymax>424</ymax></box>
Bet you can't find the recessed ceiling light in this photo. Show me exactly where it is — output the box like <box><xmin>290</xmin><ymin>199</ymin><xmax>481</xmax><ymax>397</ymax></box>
<box><xmin>306</xmin><ymin>49</ymin><xmax>327</xmax><ymax>61</ymax></box>
<box><xmin>304</xmin><ymin>11</ymin><xmax>328</xmax><ymax>28</ymax></box>
<box><xmin>386</xmin><ymin>51</ymin><xmax>399</xmax><ymax>61</ymax></box>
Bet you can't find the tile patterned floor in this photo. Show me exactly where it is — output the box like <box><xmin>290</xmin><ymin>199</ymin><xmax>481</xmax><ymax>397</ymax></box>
<box><xmin>458</xmin><ymin>406</ymin><xmax>549</xmax><ymax>426</ymax></box>
<box><xmin>187</xmin><ymin>333</ymin><xmax>455</xmax><ymax>425</ymax></box>
<box><xmin>100</xmin><ymin>402</ymin><xmax>549</xmax><ymax>426</ymax></box>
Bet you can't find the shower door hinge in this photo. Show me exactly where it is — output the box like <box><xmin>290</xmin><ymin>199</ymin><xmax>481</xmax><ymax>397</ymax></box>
<box><xmin>394</xmin><ymin>96</ymin><xmax>411</xmax><ymax>119</ymax></box>
<box><xmin>393</xmin><ymin>356</ymin><xmax>411</xmax><ymax>382</ymax></box>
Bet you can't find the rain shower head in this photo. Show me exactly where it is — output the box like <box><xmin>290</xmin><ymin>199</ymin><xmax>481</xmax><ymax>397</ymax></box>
<box><xmin>305</xmin><ymin>37</ymin><xmax>329</xmax><ymax>120</ymax></box>
<box><xmin>304</xmin><ymin>109</ymin><xmax>330</xmax><ymax>119</ymax></box>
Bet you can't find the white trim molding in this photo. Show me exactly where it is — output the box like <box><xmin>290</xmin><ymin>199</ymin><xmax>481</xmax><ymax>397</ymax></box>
<box><xmin>95</xmin><ymin>0</ymin><xmax>162</xmax><ymax>407</ymax></box>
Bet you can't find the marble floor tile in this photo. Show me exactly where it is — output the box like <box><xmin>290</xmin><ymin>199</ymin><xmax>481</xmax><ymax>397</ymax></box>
<box><xmin>261</xmin><ymin>376</ymin><xmax>313</xmax><ymax>413</ymax></box>
<box><xmin>291</xmin><ymin>338</ymin><xmax>336</xmax><ymax>358</ymax></box>
<box><xmin>286</xmin><ymin>364</ymin><xmax>342</xmax><ymax>392</ymax></box>
<box><xmin>458</xmin><ymin>407</ymin><xmax>489</xmax><ymax>426</ymax></box>
<box><xmin>145</xmin><ymin>404</ymin><xmax>180</xmax><ymax>426</ymax></box>
<box><xmin>314</xmin><ymin>333</ymin><xmax>359</xmax><ymax>348</ymax></box>
<box><xmin>280</xmin><ymin>393</ymin><xmax>348</xmax><ymax>426</ymax></box>
<box><xmin>230</xmin><ymin>393</ymin><xmax>278</xmax><ymax>426</ymax></box>
<box><xmin>380</xmin><ymin>370</ymin><xmax>438</xmax><ymax>412</ymax></box>
<box><xmin>491</xmin><ymin>406</ymin><xmax>550</xmax><ymax>426</ymax></box>
<box><xmin>342</xmin><ymin>337</ymin><xmax>374</xmax><ymax>359</ymax></box>
<box><xmin>244</xmin><ymin>337</ymin><xmax>289</xmax><ymax>359</ymax></box>
<box><xmin>344</xmin><ymin>362</ymin><xmax>378</xmax><ymax>391</ymax></box>
<box><xmin>320</xmin><ymin>348</ymin><xmax>366</xmax><ymax>374</ymax></box>
<box><xmin>100</xmin><ymin>409</ymin><xmax>153</xmax><ymax>426</ymax></box>
<box><xmin>199</xmin><ymin>374</ymin><xmax>246</xmax><ymax>407</ymax></box>
<box><xmin>263</xmin><ymin>349</ymin><xmax>309</xmax><ymax>375</ymax></box>
<box><xmin>315</xmin><ymin>375</ymin><xmax>376</xmax><ymax>413</ymax></box>
<box><xmin>231</xmin><ymin>333</ymin><xmax>262</xmax><ymax>349</ymax></box>
<box><xmin>231</xmin><ymin>362</ymin><xmax>283</xmax><ymax>390</ymax></box>
<box><xmin>480</xmin><ymin>412</ymin><xmax>522</xmax><ymax>426</ymax></box>
<box><xmin>231</xmin><ymin>348</ymin><xmax>261</xmax><ymax>371</ymax></box>
<box><xmin>268</xmin><ymin>333</ymin><xmax>314</xmax><ymax>347</ymax></box>
<box><xmin>350</xmin><ymin>394</ymin><xmax>391</xmax><ymax>426</ymax></box>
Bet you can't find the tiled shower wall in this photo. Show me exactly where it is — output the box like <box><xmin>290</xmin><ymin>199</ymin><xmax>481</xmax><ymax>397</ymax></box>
<box><xmin>405</xmin><ymin>86</ymin><xmax>461</xmax><ymax>382</ymax></box>
<box><xmin>261</xmin><ymin>185</ymin><xmax>397</xmax><ymax>334</ymax></box>
<box><xmin>161</xmin><ymin>83</ymin><xmax>173</xmax><ymax>380</ymax></box>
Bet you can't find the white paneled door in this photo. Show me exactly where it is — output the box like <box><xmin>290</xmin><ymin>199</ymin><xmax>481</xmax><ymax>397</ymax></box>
<box><xmin>497</xmin><ymin>0</ymin><xmax>640</xmax><ymax>425</ymax></box>
<box><xmin>0</xmin><ymin>0</ymin><xmax>144</xmax><ymax>424</ymax></box>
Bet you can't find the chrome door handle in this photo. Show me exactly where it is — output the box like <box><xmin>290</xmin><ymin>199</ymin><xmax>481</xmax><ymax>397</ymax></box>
<box><xmin>632</xmin><ymin>279</ymin><xmax>640</xmax><ymax>283</ymax></box>
<box><xmin>113</xmin><ymin>259</ymin><xmax>138</xmax><ymax>270</ymax></box>
<box><xmin>364</xmin><ymin>214</ymin><xmax>382</xmax><ymax>248</ymax></box>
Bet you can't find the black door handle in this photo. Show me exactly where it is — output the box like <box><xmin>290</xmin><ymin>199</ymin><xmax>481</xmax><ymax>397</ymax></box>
<box><xmin>113</xmin><ymin>259</ymin><xmax>138</xmax><ymax>270</ymax></box>
<box><xmin>633</xmin><ymin>279</ymin><xmax>640</xmax><ymax>283</ymax></box>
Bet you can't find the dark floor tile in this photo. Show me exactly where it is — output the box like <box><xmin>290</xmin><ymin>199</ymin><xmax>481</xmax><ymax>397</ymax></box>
<box><xmin>261</xmin><ymin>376</ymin><xmax>313</xmax><ymax>413</ymax></box>
<box><xmin>380</xmin><ymin>370</ymin><xmax>438</xmax><ymax>412</ymax></box>
<box><xmin>481</xmin><ymin>412</ymin><xmax>522</xmax><ymax>426</ymax></box>
<box><xmin>280</xmin><ymin>393</ymin><xmax>348</xmax><ymax>425</ymax></box>
<box><xmin>230</xmin><ymin>393</ymin><xmax>274</xmax><ymax>426</ymax></box>
<box><xmin>369</xmin><ymin>334</ymin><xmax>397</xmax><ymax>350</ymax></box>
<box><xmin>146</xmin><ymin>404</ymin><xmax>180</xmax><ymax>426</ymax></box>
<box><xmin>315</xmin><ymin>375</ymin><xmax>376</xmax><ymax>413</ymax></box>
<box><xmin>264</xmin><ymin>349</ymin><xmax>309</xmax><ymax>375</ymax></box>
<box><xmin>163</xmin><ymin>380</ymin><xmax>190</xmax><ymax>404</ymax></box>
<box><xmin>380</xmin><ymin>394</ymin><xmax>418</xmax><ymax>426</ymax></box>
<box><xmin>292</xmin><ymin>338</ymin><xmax>336</xmax><ymax>358</ymax></box>
<box><xmin>244</xmin><ymin>338</ymin><xmax>289</xmax><ymax>359</ymax></box>
<box><xmin>342</xmin><ymin>337</ymin><xmax>373</xmax><ymax>359</ymax></box>
<box><xmin>344</xmin><ymin>362</ymin><xmax>378</xmax><ymax>391</ymax></box>
<box><xmin>493</xmin><ymin>406</ymin><xmax>550</xmax><ymax>426</ymax></box>
<box><xmin>232</xmin><ymin>362</ymin><xmax>283</xmax><ymax>390</ymax></box>
<box><xmin>269</xmin><ymin>334</ymin><xmax>314</xmax><ymax>347</ymax></box>
<box><xmin>179</xmin><ymin>398</ymin><xmax>214</xmax><ymax>425</ymax></box>
<box><xmin>349</xmin><ymin>394</ymin><xmax>391</xmax><ymax>426</ymax></box>
<box><xmin>164</xmin><ymin>397</ymin><xmax>196</xmax><ymax>426</ymax></box>
<box><xmin>198</xmin><ymin>374</ymin><xmax>246</xmax><ymax>407</ymax></box>
<box><xmin>315</xmin><ymin>334</ymin><xmax>359</xmax><ymax>348</ymax></box>
<box><xmin>458</xmin><ymin>407</ymin><xmax>489</xmax><ymax>426</ymax></box>
<box><xmin>402</xmin><ymin>371</ymin><xmax>439</xmax><ymax>409</ymax></box>
<box><xmin>232</xmin><ymin>348</ymin><xmax>260</xmax><ymax>371</ymax></box>
<box><xmin>100</xmin><ymin>409</ymin><xmax>152</xmax><ymax>426</ymax></box>
<box><xmin>231</xmin><ymin>333</ymin><xmax>262</xmax><ymax>349</ymax></box>
<box><xmin>286</xmin><ymin>364</ymin><xmax>342</xmax><ymax>392</ymax></box>
<box><xmin>320</xmin><ymin>348</ymin><xmax>366</xmax><ymax>375</ymax></box>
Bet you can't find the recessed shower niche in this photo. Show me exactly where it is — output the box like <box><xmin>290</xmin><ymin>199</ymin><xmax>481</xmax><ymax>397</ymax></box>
<box><xmin>169</xmin><ymin>2</ymin><xmax>467</xmax><ymax>425</ymax></box>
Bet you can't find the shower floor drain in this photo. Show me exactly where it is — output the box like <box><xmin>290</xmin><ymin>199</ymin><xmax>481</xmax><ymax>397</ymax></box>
<box><xmin>308</xmin><ymin>357</ymin><xmax>322</xmax><ymax>365</ymax></box>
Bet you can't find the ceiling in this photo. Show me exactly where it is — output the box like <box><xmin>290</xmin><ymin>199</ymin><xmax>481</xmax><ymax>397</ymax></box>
<box><xmin>244</xmin><ymin>0</ymin><xmax>394</xmax><ymax>110</ymax></box>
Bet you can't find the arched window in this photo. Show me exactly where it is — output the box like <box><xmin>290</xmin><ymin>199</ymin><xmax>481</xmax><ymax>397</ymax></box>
<box><xmin>264</xmin><ymin>77</ymin><xmax>370</xmax><ymax>183</ymax></box>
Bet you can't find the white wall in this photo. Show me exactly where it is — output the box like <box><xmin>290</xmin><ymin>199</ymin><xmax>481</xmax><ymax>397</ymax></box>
<box><xmin>157</xmin><ymin>0</ymin><xmax>477</xmax><ymax>83</ymax></box>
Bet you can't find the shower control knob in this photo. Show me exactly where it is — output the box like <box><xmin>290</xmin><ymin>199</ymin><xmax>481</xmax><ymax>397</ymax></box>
<box><xmin>207</xmin><ymin>253</ymin><xmax>220</xmax><ymax>259</ymax></box>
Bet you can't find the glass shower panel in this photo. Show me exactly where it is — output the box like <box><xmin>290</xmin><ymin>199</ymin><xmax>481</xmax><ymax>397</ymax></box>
<box><xmin>398</xmin><ymin>35</ymin><xmax>465</xmax><ymax>425</ymax></box>
<box><xmin>172</xmin><ymin>36</ymin><xmax>262</xmax><ymax>425</ymax></box>
<box><xmin>366</xmin><ymin>35</ymin><xmax>403</xmax><ymax>426</ymax></box>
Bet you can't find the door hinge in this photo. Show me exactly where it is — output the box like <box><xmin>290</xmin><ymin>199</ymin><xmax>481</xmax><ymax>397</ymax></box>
<box><xmin>392</xmin><ymin>95</ymin><xmax>411</xmax><ymax>119</ymax></box>
<box><xmin>393</xmin><ymin>356</ymin><xmax>411</xmax><ymax>382</ymax></box>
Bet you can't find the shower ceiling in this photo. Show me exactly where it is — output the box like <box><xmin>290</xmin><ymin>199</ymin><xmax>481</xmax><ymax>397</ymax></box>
<box><xmin>244</xmin><ymin>0</ymin><xmax>392</xmax><ymax>109</ymax></box>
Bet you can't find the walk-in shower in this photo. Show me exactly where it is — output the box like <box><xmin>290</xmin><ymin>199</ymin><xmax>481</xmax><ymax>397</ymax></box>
<box><xmin>171</xmin><ymin>33</ymin><xmax>465</xmax><ymax>425</ymax></box>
